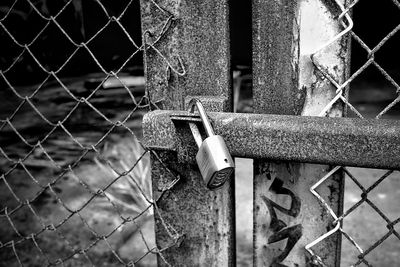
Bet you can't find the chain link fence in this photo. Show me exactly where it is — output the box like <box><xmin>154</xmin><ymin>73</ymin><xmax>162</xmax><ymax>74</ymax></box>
<box><xmin>0</xmin><ymin>0</ymin><xmax>183</xmax><ymax>266</ymax></box>
<box><xmin>305</xmin><ymin>0</ymin><xmax>400</xmax><ymax>266</ymax></box>
<box><xmin>1</xmin><ymin>0</ymin><xmax>400</xmax><ymax>266</ymax></box>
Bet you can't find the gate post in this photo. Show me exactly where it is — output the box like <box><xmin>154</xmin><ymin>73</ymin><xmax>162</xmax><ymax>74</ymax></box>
<box><xmin>252</xmin><ymin>0</ymin><xmax>350</xmax><ymax>266</ymax></box>
<box><xmin>140</xmin><ymin>1</ymin><xmax>234</xmax><ymax>266</ymax></box>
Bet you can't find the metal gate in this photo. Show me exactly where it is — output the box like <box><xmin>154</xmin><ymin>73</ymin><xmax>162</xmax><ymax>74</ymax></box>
<box><xmin>1</xmin><ymin>0</ymin><xmax>400</xmax><ymax>266</ymax></box>
<box><xmin>142</xmin><ymin>0</ymin><xmax>400</xmax><ymax>266</ymax></box>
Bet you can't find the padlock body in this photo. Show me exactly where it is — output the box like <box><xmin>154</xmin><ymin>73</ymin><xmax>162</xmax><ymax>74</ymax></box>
<box><xmin>196</xmin><ymin>135</ymin><xmax>235</xmax><ymax>189</ymax></box>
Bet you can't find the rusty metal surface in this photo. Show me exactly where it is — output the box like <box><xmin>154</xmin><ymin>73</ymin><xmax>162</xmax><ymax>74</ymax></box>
<box><xmin>184</xmin><ymin>96</ymin><xmax>228</xmax><ymax>113</ymax></box>
<box><xmin>140</xmin><ymin>0</ymin><xmax>232</xmax><ymax>111</ymax></box>
<box><xmin>252</xmin><ymin>0</ymin><xmax>303</xmax><ymax>115</ymax></box>
<box><xmin>150</xmin><ymin>151</ymin><xmax>234</xmax><ymax>267</ymax></box>
<box><xmin>252</xmin><ymin>0</ymin><xmax>350</xmax><ymax>266</ymax></box>
<box><xmin>143</xmin><ymin>110</ymin><xmax>400</xmax><ymax>170</ymax></box>
<box><xmin>140</xmin><ymin>1</ymin><xmax>235</xmax><ymax>266</ymax></box>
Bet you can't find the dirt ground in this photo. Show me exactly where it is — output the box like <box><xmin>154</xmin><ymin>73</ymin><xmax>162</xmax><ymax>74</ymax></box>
<box><xmin>0</xmin><ymin>136</ymin><xmax>156</xmax><ymax>267</ymax></box>
<box><xmin>0</xmin><ymin>75</ymin><xmax>157</xmax><ymax>266</ymax></box>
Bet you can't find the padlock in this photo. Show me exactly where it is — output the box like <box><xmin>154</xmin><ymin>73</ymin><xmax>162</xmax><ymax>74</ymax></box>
<box><xmin>188</xmin><ymin>99</ymin><xmax>235</xmax><ymax>190</ymax></box>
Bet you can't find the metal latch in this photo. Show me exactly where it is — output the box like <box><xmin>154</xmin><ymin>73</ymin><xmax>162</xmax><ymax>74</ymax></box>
<box><xmin>143</xmin><ymin>111</ymin><xmax>400</xmax><ymax>170</ymax></box>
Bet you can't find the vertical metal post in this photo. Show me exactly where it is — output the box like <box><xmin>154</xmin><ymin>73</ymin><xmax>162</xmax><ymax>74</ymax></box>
<box><xmin>140</xmin><ymin>1</ymin><xmax>234</xmax><ymax>266</ymax></box>
<box><xmin>252</xmin><ymin>0</ymin><xmax>350</xmax><ymax>266</ymax></box>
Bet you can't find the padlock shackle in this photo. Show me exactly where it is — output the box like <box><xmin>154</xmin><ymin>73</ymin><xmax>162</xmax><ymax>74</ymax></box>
<box><xmin>188</xmin><ymin>99</ymin><xmax>215</xmax><ymax>137</ymax></box>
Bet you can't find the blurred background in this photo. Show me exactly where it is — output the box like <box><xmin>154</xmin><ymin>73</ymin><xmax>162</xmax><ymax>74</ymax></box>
<box><xmin>1</xmin><ymin>0</ymin><xmax>400</xmax><ymax>266</ymax></box>
<box><xmin>232</xmin><ymin>1</ymin><xmax>400</xmax><ymax>266</ymax></box>
<box><xmin>0</xmin><ymin>1</ymin><xmax>153</xmax><ymax>266</ymax></box>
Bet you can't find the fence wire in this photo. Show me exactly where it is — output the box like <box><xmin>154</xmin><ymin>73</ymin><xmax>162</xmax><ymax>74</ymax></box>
<box><xmin>0</xmin><ymin>0</ymin><xmax>182</xmax><ymax>266</ymax></box>
<box><xmin>305</xmin><ymin>0</ymin><xmax>400</xmax><ymax>266</ymax></box>
<box><xmin>2</xmin><ymin>0</ymin><xmax>400</xmax><ymax>266</ymax></box>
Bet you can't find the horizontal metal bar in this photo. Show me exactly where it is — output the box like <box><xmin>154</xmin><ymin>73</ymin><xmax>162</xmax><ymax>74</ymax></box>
<box><xmin>143</xmin><ymin>110</ymin><xmax>400</xmax><ymax>170</ymax></box>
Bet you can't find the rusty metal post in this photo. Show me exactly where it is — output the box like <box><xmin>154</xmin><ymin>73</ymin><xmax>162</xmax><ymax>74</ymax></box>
<box><xmin>252</xmin><ymin>0</ymin><xmax>350</xmax><ymax>266</ymax></box>
<box><xmin>140</xmin><ymin>1</ymin><xmax>234</xmax><ymax>266</ymax></box>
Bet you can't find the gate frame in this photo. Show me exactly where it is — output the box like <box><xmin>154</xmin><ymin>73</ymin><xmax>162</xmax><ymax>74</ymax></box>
<box><xmin>141</xmin><ymin>0</ymin><xmax>355</xmax><ymax>266</ymax></box>
<box><xmin>140</xmin><ymin>0</ymin><xmax>235</xmax><ymax>265</ymax></box>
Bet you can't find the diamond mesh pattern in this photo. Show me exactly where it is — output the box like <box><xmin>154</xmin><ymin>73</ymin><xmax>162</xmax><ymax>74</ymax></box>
<box><xmin>305</xmin><ymin>0</ymin><xmax>400</xmax><ymax>266</ymax></box>
<box><xmin>2</xmin><ymin>0</ymin><xmax>400</xmax><ymax>266</ymax></box>
<box><xmin>0</xmin><ymin>0</ymin><xmax>182</xmax><ymax>266</ymax></box>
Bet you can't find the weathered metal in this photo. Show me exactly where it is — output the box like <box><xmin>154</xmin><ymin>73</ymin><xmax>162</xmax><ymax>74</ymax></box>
<box><xmin>140</xmin><ymin>0</ymin><xmax>235</xmax><ymax>266</ymax></box>
<box><xmin>252</xmin><ymin>0</ymin><xmax>302</xmax><ymax>115</ymax></box>
<box><xmin>252</xmin><ymin>0</ymin><xmax>350</xmax><ymax>266</ymax></box>
<box><xmin>150</xmin><ymin>150</ymin><xmax>234</xmax><ymax>266</ymax></box>
<box><xmin>140</xmin><ymin>0</ymin><xmax>232</xmax><ymax>111</ymax></box>
<box><xmin>144</xmin><ymin>111</ymin><xmax>400</xmax><ymax>170</ymax></box>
